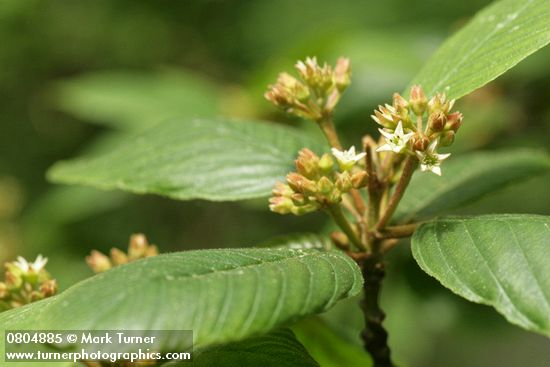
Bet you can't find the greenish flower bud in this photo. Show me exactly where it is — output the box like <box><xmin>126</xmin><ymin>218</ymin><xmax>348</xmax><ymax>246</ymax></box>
<box><xmin>5</xmin><ymin>265</ymin><xmax>23</xmax><ymax>288</ymax></box>
<box><xmin>85</xmin><ymin>250</ymin><xmax>112</xmax><ymax>273</ymax></box>
<box><xmin>269</xmin><ymin>196</ymin><xmax>295</xmax><ymax>215</ymax></box>
<box><xmin>286</xmin><ymin>173</ymin><xmax>317</xmax><ymax>195</ymax></box>
<box><xmin>291</xmin><ymin>202</ymin><xmax>320</xmax><ymax>216</ymax></box>
<box><xmin>439</xmin><ymin>130</ymin><xmax>455</xmax><ymax>146</ymax></box>
<box><xmin>393</xmin><ymin>93</ymin><xmax>411</xmax><ymax>124</ymax></box>
<box><xmin>295</xmin><ymin>57</ymin><xmax>333</xmax><ymax>94</ymax></box>
<box><xmin>317</xmin><ymin>176</ymin><xmax>334</xmax><ymax>195</ymax></box>
<box><xmin>291</xmin><ymin>193</ymin><xmax>307</xmax><ymax>206</ymax></box>
<box><xmin>351</xmin><ymin>171</ymin><xmax>368</xmax><ymax>189</ymax></box>
<box><xmin>371</xmin><ymin>104</ymin><xmax>400</xmax><ymax>129</ymax></box>
<box><xmin>334</xmin><ymin>57</ymin><xmax>351</xmax><ymax>91</ymax></box>
<box><xmin>318</xmin><ymin>153</ymin><xmax>334</xmax><ymax>174</ymax></box>
<box><xmin>128</xmin><ymin>234</ymin><xmax>149</xmax><ymax>259</ymax></box>
<box><xmin>295</xmin><ymin>148</ymin><xmax>320</xmax><ymax>178</ymax></box>
<box><xmin>428</xmin><ymin>93</ymin><xmax>455</xmax><ymax>115</ymax></box>
<box><xmin>326</xmin><ymin>189</ymin><xmax>342</xmax><ymax>204</ymax></box>
<box><xmin>335</xmin><ymin>171</ymin><xmax>352</xmax><ymax>192</ymax></box>
<box><xmin>409</xmin><ymin>85</ymin><xmax>428</xmax><ymax>116</ymax></box>
<box><xmin>110</xmin><ymin>248</ymin><xmax>129</xmax><ymax>266</ymax></box>
<box><xmin>272</xmin><ymin>182</ymin><xmax>294</xmax><ymax>197</ymax></box>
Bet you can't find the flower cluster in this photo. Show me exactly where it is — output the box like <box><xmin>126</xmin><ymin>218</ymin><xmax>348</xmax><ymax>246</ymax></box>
<box><xmin>0</xmin><ymin>255</ymin><xmax>57</xmax><ymax>311</ymax></box>
<box><xmin>269</xmin><ymin>147</ymin><xmax>367</xmax><ymax>215</ymax></box>
<box><xmin>86</xmin><ymin>234</ymin><xmax>159</xmax><ymax>273</ymax></box>
<box><xmin>265</xmin><ymin>57</ymin><xmax>351</xmax><ymax>121</ymax></box>
<box><xmin>372</xmin><ymin>85</ymin><xmax>463</xmax><ymax>175</ymax></box>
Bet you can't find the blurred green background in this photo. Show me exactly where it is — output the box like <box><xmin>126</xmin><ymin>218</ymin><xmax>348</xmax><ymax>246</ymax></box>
<box><xmin>0</xmin><ymin>0</ymin><xmax>549</xmax><ymax>366</ymax></box>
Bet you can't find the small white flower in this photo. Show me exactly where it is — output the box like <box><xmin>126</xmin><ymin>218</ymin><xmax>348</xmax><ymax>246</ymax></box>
<box><xmin>376</xmin><ymin>121</ymin><xmax>414</xmax><ymax>154</ymax></box>
<box><xmin>415</xmin><ymin>139</ymin><xmax>451</xmax><ymax>176</ymax></box>
<box><xmin>14</xmin><ymin>255</ymin><xmax>48</xmax><ymax>273</ymax></box>
<box><xmin>331</xmin><ymin>146</ymin><xmax>366</xmax><ymax>171</ymax></box>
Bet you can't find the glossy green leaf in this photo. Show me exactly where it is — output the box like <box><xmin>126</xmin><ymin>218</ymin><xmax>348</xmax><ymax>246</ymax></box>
<box><xmin>412</xmin><ymin>214</ymin><xmax>550</xmax><ymax>336</ymax></box>
<box><xmin>395</xmin><ymin>150</ymin><xmax>550</xmax><ymax>222</ymax></box>
<box><xmin>407</xmin><ymin>0</ymin><xmax>550</xmax><ymax>99</ymax></box>
<box><xmin>192</xmin><ymin>329</ymin><xmax>320</xmax><ymax>367</ymax></box>
<box><xmin>261</xmin><ymin>233</ymin><xmax>333</xmax><ymax>251</ymax></box>
<box><xmin>47</xmin><ymin>118</ymin><xmax>323</xmax><ymax>201</ymax></box>
<box><xmin>55</xmin><ymin>69</ymin><xmax>222</xmax><ymax>130</ymax></box>
<box><xmin>0</xmin><ymin>248</ymin><xmax>362</xmax><ymax>358</ymax></box>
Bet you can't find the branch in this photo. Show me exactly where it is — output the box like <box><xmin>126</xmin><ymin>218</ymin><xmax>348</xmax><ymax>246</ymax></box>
<box><xmin>376</xmin><ymin>156</ymin><xmax>416</xmax><ymax>231</ymax></box>
<box><xmin>360</xmin><ymin>255</ymin><xmax>394</xmax><ymax>367</ymax></box>
<box><xmin>326</xmin><ymin>204</ymin><xmax>365</xmax><ymax>251</ymax></box>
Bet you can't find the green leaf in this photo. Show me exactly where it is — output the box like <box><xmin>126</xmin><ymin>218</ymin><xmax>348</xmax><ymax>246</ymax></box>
<box><xmin>412</xmin><ymin>214</ymin><xmax>550</xmax><ymax>337</ymax></box>
<box><xmin>192</xmin><ymin>329</ymin><xmax>320</xmax><ymax>367</ymax></box>
<box><xmin>395</xmin><ymin>149</ymin><xmax>550</xmax><ymax>222</ymax></box>
<box><xmin>261</xmin><ymin>233</ymin><xmax>333</xmax><ymax>251</ymax></box>
<box><xmin>0</xmin><ymin>248</ymin><xmax>362</xmax><ymax>356</ymax></box>
<box><xmin>292</xmin><ymin>318</ymin><xmax>372</xmax><ymax>367</ymax></box>
<box><xmin>407</xmin><ymin>0</ymin><xmax>550</xmax><ymax>99</ymax></box>
<box><xmin>54</xmin><ymin>69</ymin><xmax>222</xmax><ymax>131</ymax></box>
<box><xmin>47</xmin><ymin>118</ymin><xmax>323</xmax><ymax>201</ymax></box>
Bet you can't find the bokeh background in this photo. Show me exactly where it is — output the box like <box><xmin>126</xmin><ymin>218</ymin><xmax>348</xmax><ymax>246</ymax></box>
<box><xmin>1</xmin><ymin>0</ymin><xmax>549</xmax><ymax>366</ymax></box>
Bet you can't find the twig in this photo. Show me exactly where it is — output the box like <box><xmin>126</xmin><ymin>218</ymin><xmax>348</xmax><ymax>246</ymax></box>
<box><xmin>360</xmin><ymin>254</ymin><xmax>394</xmax><ymax>367</ymax></box>
<box><xmin>318</xmin><ymin>116</ymin><xmax>342</xmax><ymax>150</ymax></box>
<box><xmin>365</xmin><ymin>138</ymin><xmax>383</xmax><ymax>228</ymax></box>
<box><xmin>326</xmin><ymin>204</ymin><xmax>365</xmax><ymax>251</ymax></box>
<box><xmin>376</xmin><ymin>223</ymin><xmax>418</xmax><ymax>239</ymax></box>
<box><xmin>376</xmin><ymin>156</ymin><xmax>416</xmax><ymax>231</ymax></box>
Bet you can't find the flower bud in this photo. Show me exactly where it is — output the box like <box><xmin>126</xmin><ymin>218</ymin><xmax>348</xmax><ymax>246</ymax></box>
<box><xmin>39</xmin><ymin>279</ymin><xmax>57</xmax><ymax>298</ymax></box>
<box><xmin>295</xmin><ymin>148</ymin><xmax>320</xmax><ymax>178</ymax></box>
<box><xmin>318</xmin><ymin>153</ymin><xmax>334</xmax><ymax>174</ymax></box>
<box><xmin>335</xmin><ymin>172</ymin><xmax>352</xmax><ymax>192</ymax></box>
<box><xmin>269</xmin><ymin>196</ymin><xmax>294</xmax><ymax>214</ymax></box>
<box><xmin>412</xmin><ymin>134</ymin><xmax>430</xmax><ymax>151</ymax></box>
<box><xmin>86</xmin><ymin>250</ymin><xmax>112</xmax><ymax>273</ymax></box>
<box><xmin>439</xmin><ymin>130</ymin><xmax>455</xmax><ymax>146</ymax></box>
<box><xmin>392</xmin><ymin>93</ymin><xmax>410</xmax><ymax>122</ymax></box>
<box><xmin>110</xmin><ymin>248</ymin><xmax>128</xmax><ymax>266</ymax></box>
<box><xmin>351</xmin><ymin>171</ymin><xmax>368</xmax><ymax>189</ymax></box>
<box><xmin>286</xmin><ymin>173</ymin><xmax>317</xmax><ymax>195</ymax></box>
<box><xmin>409</xmin><ymin>85</ymin><xmax>428</xmax><ymax>115</ymax></box>
<box><xmin>5</xmin><ymin>266</ymin><xmax>23</xmax><ymax>288</ymax></box>
<box><xmin>265</xmin><ymin>73</ymin><xmax>310</xmax><ymax>109</ymax></box>
<box><xmin>334</xmin><ymin>57</ymin><xmax>351</xmax><ymax>91</ymax></box>
<box><xmin>326</xmin><ymin>189</ymin><xmax>342</xmax><ymax>204</ymax></box>
<box><xmin>446</xmin><ymin>112</ymin><xmax>463</xmax><ymax>132</ymax></box>
<box><xmin>317</xmin><ymin>176</ymin><xmax>334</xmax><ymax>195</ymax></box>
<box><xmin>428</xmin><ymin>93</ymin><xmax>454</xmax><ymax>115</ymax></box>
<box><xmin>428</xmin><ymin>111</ymin><xmax>447</xmax><ymax>132</ymax></box>
<box><xmin>272</xmin><ymin>182</ymin><xmax>293</xmax><ymax>197</ymax></box>
<box><xmin>128</xmin><ymin>234</ymin><xmax>149</xmax><ymax>259</ymax></box>
<box><xmin>296</xmin><ymin>57</ymin><xmax>333</xmax><ymax>93</ymax></box>
<box><xmin>291</xmin><ymin>202</ymin><xmax>320</xmax><ymax>216</ymax></box>
<box><xmin>145</xmin><ymin>245</ymin><xmax>159</xmax><ymax>257</ymax></box>
<box><xmin>290</xmin><ymin>193</ymin><xmax>307</xmax><ymax>206</ymax></box>
<box><xmin>372</xmin><ymin>104</ymin><xmax>400</xmax><ymax>129</ymax></box>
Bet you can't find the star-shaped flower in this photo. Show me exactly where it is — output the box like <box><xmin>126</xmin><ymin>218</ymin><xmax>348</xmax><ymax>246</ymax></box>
<box><xmin>415</xmin><ymin>139</ymin><xmax>451</xmax><ymax>176</ymax></box>
<box><xmin>376</xmin><ymin>121</ymin><xmax>414</xmax><ymax>154</ymax></box>
<box><xmin>331</xmin><ymin>146</ymin><xmax>366</xmax><ymax>171</ymax></box>
<box><xmin>13</xmin><ymin>255</ymin><xmax>48</xmax><ymax>273</ymax></box>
